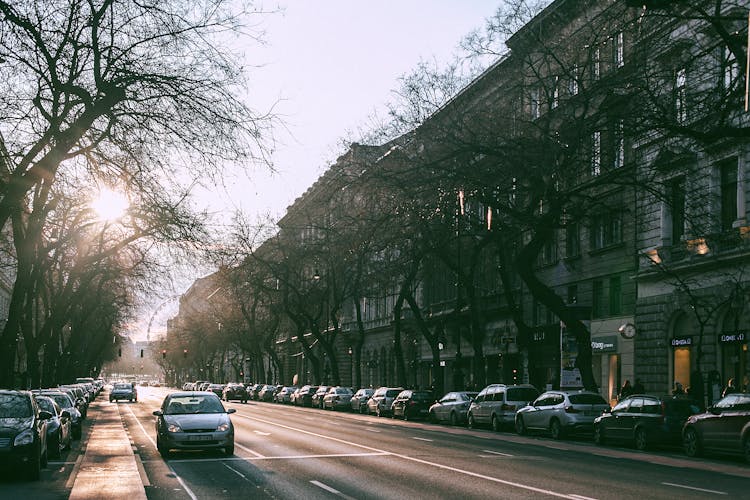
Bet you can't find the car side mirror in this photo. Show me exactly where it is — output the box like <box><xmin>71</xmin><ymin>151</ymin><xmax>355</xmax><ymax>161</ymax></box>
<box><xmin>226</xmin><ymin>408</ymin><xmax>237</xmax><ymax>414</ymax></box>
<box><xmin>152</xmin><ymin>410</ymin><xmax>163</xmax><ymax>416</ymax></box>
<box><xmin>39</xmin><ymin>410</ymin><xmax>53</xmax><ymax>420</ymax></box>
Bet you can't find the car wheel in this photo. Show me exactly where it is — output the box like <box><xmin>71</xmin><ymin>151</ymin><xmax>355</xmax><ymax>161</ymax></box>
<box><xmin>743</xmin><ymin>436</ymin><xmax>750</xmax><ymax>464</ymax></box>
<box><xmin>594</xmin><ymin>425</ymin><xmax>605</xmax><ymax>445</ymax></box>
<box><xmin>376</xmin><ymin>406</ymin><xmax>382</xmax><ymax>418</ymax></box>
<box><xmin>428</xmin><ymin>411</ymin><xmax>437</xmax><ymax>424</ymax></box>
<box><xmin>157</xmin><ymin>435</ymin><xmax>170</xmax><ymax>458</ymax></box>
<box><xmin>225</xmin><ymin>443</ymin><xmax>235</xmax><ymax>456</ymax></box>
<box><xmin>683</xmin><ymin>427</ymin><xmax>702</xmax><ymax>457</ymax></box>
<box><xmin>491</xmin><ymin>415</ymin><xmax>502</xmax><ymax>432</ymax></box>
<box><xmin>467</xmin><ymin>413</ymin><xmax>476</xmax><ymax>429</ymax></box>
<box><xmin>515</xmin><ymin>416</ymin><xmax>526</xmax><ymax>435</ymax></box>
<box><xmin>403</xmin><ymin>411</ymin><xmax>409</xmax><ymax>421</ymax></box>
<box><xmin>449</xmin><ymin>412</ymin><xmax>458</xmax><ymax>427</ymax></box>
<box><xmin>49</xmin><ymin>432</ymin><xmax>61</xmax><ymax>459</ymax></box>
<box><xmin>73</xmin><ymin>426</ymin><xmax>82</xmax><ymax>440</ymax></box>
<box><xmin>634</xmin><ymin>427</ymin><xmax>648</xmax><ymax>451</ymax></box>
<box><xmin>549</xmin><ymin>419</ymin><xmax>563</xmax><ymax>440</ymax></box>
<box><xmin>40</xmin><ymin>444</ymin><xmax>48</xmax><ymax>468</ymax></box>
<box><xmin>26</xmin><ymin>444</ymin><xmax>41</xmax><ymax>480</ymax></box>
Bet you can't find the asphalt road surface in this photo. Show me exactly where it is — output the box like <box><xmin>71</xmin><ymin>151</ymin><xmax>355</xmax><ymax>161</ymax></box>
<box><xmin>3</xmin><ymin>386</ymin><xmax>749</xmax><ymax>499</ymax></box>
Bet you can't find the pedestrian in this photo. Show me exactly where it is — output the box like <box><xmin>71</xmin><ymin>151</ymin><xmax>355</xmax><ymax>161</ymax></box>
<box><xmin>722</xmin><ymin>377</ymin><xmax>737</xmax><ymax>398</ymax></box>
<box><xmin>618</xmin><ymin>379</ymin><xmax>633</xmax><ymax>400</ymax></box>
<box><xmin>632</xmin><ymin>378</ymin><xmax>645</xmax><ymax>394</ymax></box>
<box><xmin>672</xmin><ymin>381</ymin><xmax>685</xmax><ymax>396</ymax></box>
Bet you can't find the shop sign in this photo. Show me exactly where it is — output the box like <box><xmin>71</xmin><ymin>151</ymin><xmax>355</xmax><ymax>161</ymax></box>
<box><xmin>719</xmin><ymin>332</ymin><xmax>747</xmax><ymax>343</ymax></box>
<box><xmin>591</xmin><ymin>335</ymin><xmax>618</xmax><ymax>352</ymax></box>
<box><xmin>671</xmin><ymin>336</ymin><xmax>692</xmax><ymax>347</ymax></box>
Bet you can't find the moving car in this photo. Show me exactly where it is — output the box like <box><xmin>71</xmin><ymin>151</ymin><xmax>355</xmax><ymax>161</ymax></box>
<box><xmin>0</xmin><ymin>390</ymin><xmax>50</xmax><ymax>480</ymax></box>
<box><xmin>153</xmin><ymin>391</ymin><xmax>236</xmax><ymax>457</ymax></box>
<box><xmin>391</xmin><ymin>390</ymin><xmax>433</xmax><ymax>420</ymax></box>
<box><xmin>682</xmin><ymin>392</ymin><xmax>750</xmax><ymax>462</ymax></box>
<box><xmin>594</xmin><ymin>395</ymin><xmax>701</xmax><ymax>450</ymax></box>
<box><xmin>429</xmin><ymin>391</ymin><xmax>478</xmax><ymax>426</ymax></box>
<box><xmin>34</xmin><ymin>395</ymin><xmax>72</xmax><ymax>458</ymax></box>
<box><xmin>468</xmin><ymin>384</ymin><xmax>540</xmax><ymax>431</ymax></box>
<box><xmin>515</xmin><ymin>390</ymin><xmax>609</xmax><ymax>439</ymax></box>
<box><xmin>207</xmin><ymin>384</ymin><xmax>225</xmax><ymax>398</ymax></box>
<box><xmin>109</xmin><ymin>382</ymin><xmax>137</xmax><ymax>402</ymax></box>
<box><xmin>222</xmin><ymin>383</ymin><xmax>248</xmax><ymax>403</ymax></box>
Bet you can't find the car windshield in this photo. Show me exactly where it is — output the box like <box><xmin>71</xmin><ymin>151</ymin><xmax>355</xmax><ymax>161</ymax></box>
<box><xmin>114</xmin><ymin>383</ymin><xmax>131</xmax><ymax>390</ymax></box>
<box><xmin>386</xmin><ymin>389</ymin><xmax>401</xmax><ymax>397</ymax></box>
<box><xmin>569</xmin><ymin>394</ymin><xmax>607</xmax><ymax>405</ymax></box>
<box><xmin>47</xmin><ymin>394</ymin><xmax>74</xmax><ymax>409</ymax></box>
<box><xmin>0</xmin><ymin>394</ymin><xmax>32</xmax><ymax>418</ymax></box>
<box><xmin>165</xmin><ymin>395</ymin><xmax>225</xmax><ymax>414</ymax></box>
<box><xmin>411</xmin><ymin>392</ymin><xmax>432</xmax><ymax>402</ymax></box>
<box><xmin>507</xmin><ymin>387</ymin><xmax>539</xmax><ymax>401</ymax></box>
<box><xmin>35</xmin><ymin>397</ymin><xmax>55</xmax><ymax>414</ymax></box>
<box><xmin>337</xmin><ymin>388</ymin><xmax>353</xmax><ymax>394</ymax></box>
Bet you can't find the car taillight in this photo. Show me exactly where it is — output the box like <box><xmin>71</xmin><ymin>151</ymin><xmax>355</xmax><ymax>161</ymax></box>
<box><xmin>564</xmin><ymin>406</ymin><xmax>580</xmax><ymax>413</ymax></box>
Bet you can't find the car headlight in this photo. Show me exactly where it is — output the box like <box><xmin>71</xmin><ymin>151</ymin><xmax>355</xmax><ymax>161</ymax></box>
<box><xmin>216</xmin><ymin>422</ymin><xmax>230</xmax><ymax>432</ymax></box>
<box><xmin>14</xmin><ymin>429</ymin><xmax>34</xmax><ymax>446</ymax></box>
<box><xmin>167</xmin><ymin>423</ymin><xmax>182</xmax><ymax>433</ymax></box>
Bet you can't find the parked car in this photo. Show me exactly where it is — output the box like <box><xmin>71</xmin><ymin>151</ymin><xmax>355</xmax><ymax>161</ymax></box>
<box><xmin>275</xmin><ymin>386</ymin><xmax>298</xmax><ymax>404</ymax></box>
<box><xmin>207</xmin><ymin>384</ymin><xmax>226</xmax><ymax>398</ymax></box>
<box><xmin>351</xmin><ymin>388</ymin><xmax>374</xmax><ymax>413</ymax></box>
<box><xmin>295</xmin><ymin>385</ymin><xmax>318</xmax><ymax>407</ymax></box>
<box><xmin>468</xmin><ymin>384</ymin><xmax>540</xmax><ymax>431</ymax></box>
<box><xmin>34</xmin><ymin>395</ymin><xmax>72</xmax><ymax>458</ymax></box>
<box><xmin>429</xmin><ymin>391</ymin><xmax>478</xmax><ymax>426</ymax></box>
<box><xmin>311</xmin><ymin>386</ymin><xmax>330</xmax><ymax>409</ymax></box>
<box><xmin>153</xmin><ymin>391</ymin><xmax>236</xmax><ymax>458</ymax></box>
<box><xmin>0</xmin><ymin>390</ymin><xmax>50</xmax><ymax>480</ymax></box>
<box><xmin>222</xmin><ymin>383</ymin><xmax>248</xmax><ymax>403</ymax></box>
<box><xmin>37</xmin><ymin>391</ymin><xmax>83</xmax><ymax>440</ymax></box>
<box><xmin>391</xmin><ymin>390</ymin><xmax>433</xmax><ymax>420</ymax></box>
<box><xmin>594</xmin><ymin>395</ymin><xmax>701</xmax><ymax>450</ymax></box>
<box><xmin>248</xmin><ymin>384</ymin><xmax>263</xmax><ymax>400</ymax></box>
<box><xmin>109</xmin><ymin>382</ymin><xmax>137</xmax><ymax>403</ymax></box>
<box><xmin>258</xmin><ymin>385</ymin><xmax>278</xmax><ymax>402</ymax></box>
<box><xmin>367</xmin><ymin>387</ymin><xmax>404</xmax><ymax>417</ymax></box>
<box><xmin>515</xmin><ymin>390</ymin><xmax>609</xmax><ymax>439</ymax></box>
<box><xmin>682</xmin><ymin>392</ymin><xmax>750</xmax><ymax>462</ymax></box>
<box><xmin>323</xmin><ymin>387</ymin><xmax>354</xmax><ymax>410</ymax></box>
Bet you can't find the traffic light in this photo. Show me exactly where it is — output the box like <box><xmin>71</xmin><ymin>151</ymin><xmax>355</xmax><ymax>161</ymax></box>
<box><xmin>162</xmin><ymin>349</ymin><xmax>167</xmax><ymax>359</ymax></box>
<box><xmin>118</xmin><ymin>348</ymin><xmax>122</xmax><ymax>357</ymax></box>
<box><xmin>183</xmin><ymin>349</ymin><xmax>188</xmax><ymax>359</ymax></box>
<box><xmin>140</xmin><ymin>349</ymin><xmax>144</xmax><ymax>358</ymax></box>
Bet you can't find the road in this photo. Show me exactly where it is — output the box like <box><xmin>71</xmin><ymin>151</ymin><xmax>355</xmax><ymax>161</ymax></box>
<box><xmin>3</xmin><ymin>386</ymin><xmax>749</xmax><ymax>499</ymax></box>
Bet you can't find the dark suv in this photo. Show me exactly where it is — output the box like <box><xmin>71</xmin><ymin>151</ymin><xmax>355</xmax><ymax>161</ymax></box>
<box><xmin>0</xmin><ymin>390</ymin><xmax>50</xmax><ymax>480</ymax></box>
<box><xmin>594</xmin><ymin>395</ymin><xmax>701</xmax><ymax>450</ymax></box>
<box><xmin>682</xmin><ymin>392</ymin><xmax>750</xmax><ymax>462</ymax></box>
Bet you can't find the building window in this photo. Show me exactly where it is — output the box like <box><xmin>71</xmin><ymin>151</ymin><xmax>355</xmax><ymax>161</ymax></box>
<box><xmin>569</xmin><ymin>63</ymin><xmax>579</xmax><ymax>95</ymax></box>
<box><xmin>675</xmin><ymin>67</ymin><xmax>687</xmax><ymax>123</ymax></box>
<box><xmin>720</xmin><ymin>158</ymin><xmax>738</xmax><ymax>231</ymax></box>
<box><xmin>614</xmin><ymin>32</ymin><xmax>624</xmax><ymax>68</ymax></box>
<box><xmin>551</xmin><ymin>76</ymin><xmax>559</xmax><ymax>109</ymax></box>
<box><xmin>540</xmin><ymin>237</ymin><xmax>558</xmax><ymax>266</ymax></box>
<box><xmin>567</xmin><ymin>285</ymin><xmax>578</xmax><ymax>304</ymax></box>
<box><xmin>593</xmin><ymin>47</ymin><xmax>601</xmax><ymax>80</ymax></box>
<box><xmin>723</xmin><ymin>46</ymin><xmax>740</xmax><ymax>91</ymax></box>
<box><xmin>530</xmin><ymin>87</ymin><xmax>541</xmax><ymax>119</ymax></box>
<box><xmin>566</xmin><ymin>222</ymin><xmax>580</xmax><ymax>258</ymax></box>
<box><xmin>590</xmin><ymin>210</ymin><xmax>623</xmax><ymax>250</ymax></box>
<box><xmin>613</xmin><ymin>120</ymin><xmax>624</xmax><ymax>169</ymax></box>
<box><xmin>591</xmin><ymin>131</ymin><xmax>601</xmax><ymax>176</ymax></box>
<box><xmin>609</xmin><ymin>276</ymin><xmax>622</xmax><ymax>315</ymax></box>
<box><xmin>592</xmin><ymin>280</ymin><xmax>604</xmax><ymax>318</ymax></box>
<box><xmin>669</xmin><ymin>177</ymin><xmax>686</xmax><ymax>243</ymax></box>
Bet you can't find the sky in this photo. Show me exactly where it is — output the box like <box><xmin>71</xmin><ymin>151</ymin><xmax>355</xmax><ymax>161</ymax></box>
<box><xmin>132</xmin><ymin>1</ymin><xmax>503</xmax><ymax>342</ymax></box>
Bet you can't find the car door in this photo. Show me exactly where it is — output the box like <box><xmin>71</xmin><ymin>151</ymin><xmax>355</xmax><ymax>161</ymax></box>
<box><xmin>700</xmin><ymin>395</ymin><xmax>737</xmax><ymax>451</ymax></box>
<box><xmin>713</xmin><ymin>395</ymin><xmax>750</xmax><ymax>452</ymax></box>
<box><xmin>435</xmin><ymin>393</ymin><xmax>454</xmax><ymax>421</ymax></box>
<box><xmin>606</xmin><ymin>399</ymin><xmax>631</xmax><ymax>440</ymax></box>
<box><xmin>525</xmin><ymin>394</ymin><xmax>551</xmax><ymax>430</ymax></box>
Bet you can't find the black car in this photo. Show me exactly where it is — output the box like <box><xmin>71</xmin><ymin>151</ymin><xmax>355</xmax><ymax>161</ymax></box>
<box><xmin>109</xmin><ymin>382</ymin><xmax>137</xmax><ymax>402</ymax></box>
<box><xmin>153</xmin><ymin>391</ymin><xmax>236</xmax><ymax>457</ymax></box>
<box><xmin>594</xmin><ymin>395</ymin><xmax>701</xmax><ymax>450</ymax></box>
<box><xmin>37</xmin><ymin>390</ymin><xmax>83</xmax><ymax>440</ymax></box>
<box><xmin>0</xmin><ymin>390</ymin><xmax>50</xmax><ymax>480</ymax></box>
<box><xmin>34</xmin><ymin>395</ymin><xmax>72</xmax><ymax>459</ymax></box>
<box><xmin>682</xmin><ymin>392</ymin><xmax>750</xmax><ymax>462</ymax></box>
<box><xmin>295</xmin><ymin>385</ymin><xmax>318</xmax><ymax>407</ymax></box>
<box><xmin>391</xmin><ymin>390</ymin><xmax>433</xmax><ymax>421</ymax></box>
<box><xmin>222</xmin><ymin>383</ymin><xmax>248</xmax><ymax>403</ymax></box>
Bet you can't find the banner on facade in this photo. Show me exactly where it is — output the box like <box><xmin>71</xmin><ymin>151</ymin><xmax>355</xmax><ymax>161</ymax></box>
<box><xmin>559</xmin><ymin>306</ymin><xmax>590</xmax><ymax>389</ymax></box>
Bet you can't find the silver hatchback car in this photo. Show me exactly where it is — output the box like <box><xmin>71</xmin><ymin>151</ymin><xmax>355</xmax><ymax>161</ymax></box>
<box><xmin>515</xmin><ymin>390</ymin><xmax>609</xmax><ymax>439</ymax></box>
<box><xmin>468</xmin><ymin>384</ymin><xmax>540</xmax><ymax>431</ymax></box>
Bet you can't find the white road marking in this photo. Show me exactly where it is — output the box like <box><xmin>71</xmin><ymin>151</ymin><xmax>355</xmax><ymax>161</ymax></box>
<box><xmin>124</xmin><ymin>404</ymin><xmax>198</xmax><ymax>500</ymax></box>
<box><xmin>235</xmin><ymin>413</ymin><xmax>581</xmax><ymax>498</ymax></box>
<box><xmin>253</xmin><ymin>430</ymin><xmax>271</xmax><ymax>436</ymax></box>
<box><xmin>661</xmin><ymin>482</ymin><xmax>727</xmax><ymax>495</ymax></box>
<box><xmin>412</xmin><ymin>437</ymin><xmax>433</xmax><ymax>442</ymax></box>
<box><xmin>310</xmin><ymin>480</ymin><xmax>356</xmax><ymax>499</ymax></box>
<box><xmin>235</xmin><ymin>442</ymin><xmax>265</xmax><ymax>458</ymax></box>
<box><xmin>481</xmin><ymin>450</ymin><xmax>513</xmax><ymax>457</ymax></box>
<box><xmin>161</xmin><ymin>452</ymin><xmax>389</xmax><ymax>464</ymax></box>
<box><xmin>366</xmin><ymin>428</ymin><xmax>381</xmax><ymax>433</ymax></box>
<box><xmin>222</xmin><ymin>462</ymin><xmax>247</xmax><ymax>479</ymax></box>
<box><xmin>568</xmin><ymin>495</ymin><xmax>599</xmax><ymax>500</ymax></box>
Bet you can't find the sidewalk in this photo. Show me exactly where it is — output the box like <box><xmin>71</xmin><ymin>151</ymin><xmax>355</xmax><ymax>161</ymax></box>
<box><xmin>69</xmin><ymin>399</ymin><xmax>147</xmax><ymax>500</ymax></box>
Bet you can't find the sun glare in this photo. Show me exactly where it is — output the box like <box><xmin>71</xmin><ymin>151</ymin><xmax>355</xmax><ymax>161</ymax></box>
<box><xmin>91</xmin><ymin>188</ymin><xmax>129</xmax><ymax>221</ymax></box>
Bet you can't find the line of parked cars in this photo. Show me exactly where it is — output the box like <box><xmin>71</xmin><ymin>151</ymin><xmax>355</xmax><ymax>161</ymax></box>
<box><xmin>0</xmin><ymin>378</ymin><xmax>103</xmax><ymax>481</ymax></box>
<box><xmin>175</xmin><ymin>379</ymin><xmax>750</xmax><ymax>464</ymax></box>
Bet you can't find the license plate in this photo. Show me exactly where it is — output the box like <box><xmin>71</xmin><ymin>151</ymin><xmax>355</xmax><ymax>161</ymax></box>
<box><xmin>187</xmin><ymin>434</ymin><xmax>212</xmax><ymax>441</ymax></box>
